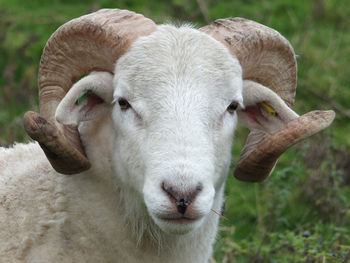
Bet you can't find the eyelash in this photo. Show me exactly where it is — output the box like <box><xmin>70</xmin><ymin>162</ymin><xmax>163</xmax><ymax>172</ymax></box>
<box><xmin>118</xmin><ymin>98</ymin><xmax>131</xmax><ymax>111</ymax></box>
<box><xmin>227</xmin><ymin>101</ymin><xmax>239</xmax><ymax>114</ymax></box>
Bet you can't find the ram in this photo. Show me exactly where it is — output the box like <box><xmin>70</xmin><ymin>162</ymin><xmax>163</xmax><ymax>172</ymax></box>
<box><xmin>0</xmin><ymin>9</ymin><xmax>334</xmax><ymax>263</ymax></box>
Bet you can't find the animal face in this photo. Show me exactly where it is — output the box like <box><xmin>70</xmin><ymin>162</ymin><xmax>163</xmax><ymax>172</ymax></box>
<box><xmin>111</xmin><ymin>25</ymin><xmax>242</xmax><ymax>234</ymax></box>
<box><xmin>56</xmin><ymin>25</ymin><xmax>243</xmax><ymax>235</ymax></box>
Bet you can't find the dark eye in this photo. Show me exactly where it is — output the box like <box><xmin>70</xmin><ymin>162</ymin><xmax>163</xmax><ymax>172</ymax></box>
<box><xmin>227</xmin><ymin>101</ymin><xmax>239</xmax><ymax>114</ymax></box>
<box><xmin>118</xmin><ymin>98</ymin><xmax>131</xmax><ymax>110</ymax></box>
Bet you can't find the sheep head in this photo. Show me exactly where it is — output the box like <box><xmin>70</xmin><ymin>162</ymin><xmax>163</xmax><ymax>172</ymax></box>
<box><xmin>23</xmin><ymin>9</ymin><xmax>335</xmax><ymax>235</ymax></box>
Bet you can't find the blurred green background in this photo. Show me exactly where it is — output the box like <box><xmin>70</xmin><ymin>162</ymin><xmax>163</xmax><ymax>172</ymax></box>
<box><xmin>0</xmin><ymin>0</ymin><xmax>349</xmax><ymax>262</ymax></box>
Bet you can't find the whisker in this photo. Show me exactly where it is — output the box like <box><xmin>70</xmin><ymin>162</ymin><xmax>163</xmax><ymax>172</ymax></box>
<box><xmin>211</xmin><ymin>209</ymin><xmax>228</xmax><ymax>221</ymax></box>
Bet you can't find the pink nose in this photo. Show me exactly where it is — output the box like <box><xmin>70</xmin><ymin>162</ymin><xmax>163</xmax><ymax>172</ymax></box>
<box><xmin>162</xmin><ymin>182</ymin><xmax>202</xmax><ymax>215</ymax></box>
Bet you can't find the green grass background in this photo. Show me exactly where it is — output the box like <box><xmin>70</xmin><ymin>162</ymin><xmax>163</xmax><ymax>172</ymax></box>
<box><xmin>0</xmin><ymin>0</ymin><xmax>349</xmax><ymax>262</ymax></box>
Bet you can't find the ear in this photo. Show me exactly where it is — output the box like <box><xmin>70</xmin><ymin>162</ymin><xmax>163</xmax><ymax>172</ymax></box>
<box><xmin>237</xmin><ymin>80</ymin><xmax>299</xmax><ymax>134</ymax></box>
<box><xmin>55</xmin><ymin>72</ymin><xmax>114</xmax><ymax>126</ymax></box>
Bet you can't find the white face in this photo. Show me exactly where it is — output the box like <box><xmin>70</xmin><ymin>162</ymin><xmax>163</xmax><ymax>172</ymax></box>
<box><xmin>111</xmin><ymin>25</ymin><xmax>243</xmax><ymax>234</ymax></box>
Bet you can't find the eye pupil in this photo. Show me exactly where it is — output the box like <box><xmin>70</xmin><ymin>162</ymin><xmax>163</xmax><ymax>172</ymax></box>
<box><xmin>118</xmin><ymin>98</ymin><xmax>130</xmax><ymax>110</ymax></box>
<box><xmin>227</xmin><ymin>102</ymin><xmax>238</xmax><ymax>113</ymax></box>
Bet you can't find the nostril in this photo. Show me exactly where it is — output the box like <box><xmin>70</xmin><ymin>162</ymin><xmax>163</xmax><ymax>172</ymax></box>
<box><xmin>161</xmin><ymin>182</ymin><xmax>177</xmax><ymax>201</ymax></box>
<box><xmin>176</xmin><ymin>198</ymin><xmax>190</xmax><ymax>214</ymax></box>
<box><xmin>162</xmin><ymin>181</ymin><xmax>202</xmax><ymax>215</ymax></box>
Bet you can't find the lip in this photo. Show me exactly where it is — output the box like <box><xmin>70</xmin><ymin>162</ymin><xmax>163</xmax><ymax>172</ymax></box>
<box><xmin>159</xmin><ymin>216</ymin><xmax>199</xmax><ymax>224</ymax></box>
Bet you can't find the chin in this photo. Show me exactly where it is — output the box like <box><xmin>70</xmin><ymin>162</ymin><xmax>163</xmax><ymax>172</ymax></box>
<box><xmin>152</xmin><ymin>215</ymin><xmax>206</xmax><ymax>235</ymax></box>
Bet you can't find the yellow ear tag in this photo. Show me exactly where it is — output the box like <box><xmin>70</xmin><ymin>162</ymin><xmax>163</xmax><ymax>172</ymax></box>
<box><xmin>260</xmin><ymin>102</ymin><xmax>277</xmax><ymax>117</ymax></box>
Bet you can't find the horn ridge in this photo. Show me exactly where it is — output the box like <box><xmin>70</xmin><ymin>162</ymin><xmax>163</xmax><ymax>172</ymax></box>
<box><xmin>234</xmin><ymin>110</ymin><xmax>335</xmax><ymax>182</ymax></box>
<box><xmin>200</xmin><ymin>17</ymin><xmax>297</xmax><ymax>107</ymax></box>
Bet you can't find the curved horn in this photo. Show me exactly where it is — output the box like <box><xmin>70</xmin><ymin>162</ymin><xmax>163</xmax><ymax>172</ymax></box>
<box><xmin>200</xmin><ymin>18</ymin><xmax>335</xmax><ymax>182</ymax></box>
<box><xmin>200</xmin><ymin>18</ymin><xmax>297</xmax><ymax>106</ymax></box>
<box><xmin>23</xmin><ymin>9</ymin><xmax>157</xmax><ymax>174</ymax></box>
<box><xmin>234</xmin><ymin>110</ymin><xmax>335</xmax><ymax>182</ymax></box>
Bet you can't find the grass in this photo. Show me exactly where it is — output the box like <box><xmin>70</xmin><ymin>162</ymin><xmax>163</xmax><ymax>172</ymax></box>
<box><xmin>215</xmin><ymin>145</ymin><xmax>350</xmax><ymax>262</ymax></box>
<box><xmin>0</xmin><ymin>0</ymin><xmax>349</xmax><ymax>261</ymax></box>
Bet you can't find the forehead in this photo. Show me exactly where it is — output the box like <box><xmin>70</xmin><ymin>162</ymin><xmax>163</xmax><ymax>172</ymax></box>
<box><xmin>113</xmin><ymin>25</ymin><xmax>242</xmax><ymax>104</ymax></box>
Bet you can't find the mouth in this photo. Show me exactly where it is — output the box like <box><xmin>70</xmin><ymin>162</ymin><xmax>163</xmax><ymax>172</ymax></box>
<box><xmin>153</xmin><ymin>214</ymin><xmax>205</xmax><ymax>235</ymax></box>
<box><xmin>160</xmin><ymin>216</ymin><xmax>199</xmax><ymax>224</ymax></box>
